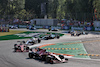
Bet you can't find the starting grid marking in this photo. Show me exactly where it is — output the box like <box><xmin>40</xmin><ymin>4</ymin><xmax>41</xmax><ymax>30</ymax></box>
<box><xmin>78</xmin><ymin>54</ymin><xmax>100</xmax><ymax>57</ymax></box>
<box><xmin>44</xmin><ymin>48</ymin><xmax>79</xmax><ymax>50</ymax></box>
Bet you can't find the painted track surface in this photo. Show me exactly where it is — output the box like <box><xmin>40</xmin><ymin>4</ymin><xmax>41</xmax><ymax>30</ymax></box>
<box><xmin>0</xmin><ymin>29</ymin><xmax>100</xmax><ymax>67</ymax></box>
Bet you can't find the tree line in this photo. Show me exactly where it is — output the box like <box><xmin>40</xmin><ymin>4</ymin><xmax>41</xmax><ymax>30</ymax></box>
<box><xmin>0</xmin><ymin>0</ymin><xmax>100</xmax><ymax>21</ymax></box>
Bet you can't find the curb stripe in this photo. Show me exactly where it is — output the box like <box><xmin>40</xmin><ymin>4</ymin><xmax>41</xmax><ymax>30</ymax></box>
<box><xmin>44</xmin><ymin>48</ymin><xmax>79</xmax><ymax>50</ymax></box>
<box><xmin>78</xmin><ymin>54</ymin><xmax>100</xmax><ymax>57</ymax></box>
<box><xmin>38</xmin><ymin>44</ymin><xmax>74</xmax><ymax>57</ymax></box>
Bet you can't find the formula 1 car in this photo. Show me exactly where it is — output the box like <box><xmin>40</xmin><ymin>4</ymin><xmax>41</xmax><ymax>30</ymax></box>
<box><xmin>9</xmin><ymin>25</ymin><xmax>18</xmax><ymax>29</ymax></box>
<box><xmin>68</xmin><ymin>30</ymin><xmax>74</xmax><ymax>34</ymax></box>
<box><xmin>14</xmin><ymin>41</ymin><xmax>29</xmax><ymax>52</ymax></box>
<box><xmin>45</xmin><ymin>54</ymin><xmax>68</xmax><ymax>64</ymax></box>
<box><xmin>41</xmin><ymin>34</ymin><xmax>60</xmax><ymax>40</ymax></box>
<box><xmin>28</xmin><ymin>26</ymin><xmax>36</xmax><ymax>30</ymax></box>
<box><xmin>28</xmin><ymin>48</ymin><xmax>68</xmax><ymax>64</ymax></box>
<box><xmin>81</xmin><ymin>31</ymin><xmax>88</xmax><ymax>35</ymax></box>
<box><xmin>28</xmin><ymin>48</ymin><xmax>49</xmax><ymax>60</ymax></box>
<box><xmin>71</xmin><ymin>32</ymin><xmax>81</xmax><ymax>36</ymax></box>
<box><xmin>48</xmin><ymin>28</ymin><xmax>59</xmax><ymax>31</ymax></box>
<box><xmin>25</xmin><ymin>37</ymin><xmax>41</xmax><ymax>45</ymax></box>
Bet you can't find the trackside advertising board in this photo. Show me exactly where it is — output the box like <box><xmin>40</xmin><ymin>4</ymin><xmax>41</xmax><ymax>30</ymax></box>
<box><xmin>95</xmin><ymin>27</ymin><xmax>100</xmax><ymax>31</ymax></box>
<box><xmin>71</xmin><ymin>27</ymin><xmax>83</xmax><ymax>30</ymax></box>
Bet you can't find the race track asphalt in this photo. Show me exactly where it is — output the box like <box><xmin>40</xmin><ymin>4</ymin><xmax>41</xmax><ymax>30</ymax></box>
<box><xmin>0</xmin><ymin>29</ymin><xmax>100</xmax><ymax>67</ymax></box>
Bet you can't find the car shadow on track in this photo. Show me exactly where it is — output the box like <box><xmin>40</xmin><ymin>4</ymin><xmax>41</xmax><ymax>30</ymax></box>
<box><xmin>26</xmin><ymin>58</ymin><xmax>55</xmax><ymax>64</ymax></box>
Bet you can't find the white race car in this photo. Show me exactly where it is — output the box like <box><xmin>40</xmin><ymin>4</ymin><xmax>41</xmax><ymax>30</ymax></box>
<box><xmin>9</xmin><ymin>25</ymin><xmax>18</xmax><ymax>29</ymax></box>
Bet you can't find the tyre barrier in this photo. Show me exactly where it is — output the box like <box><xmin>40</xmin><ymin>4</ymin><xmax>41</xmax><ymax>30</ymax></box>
<box><xmin>78</xmin><ymin>54</ymin><xmax>100</xmax><ymax>57</ymax></box>
<box><xmin>44</xmin><ymin>48</ymin><xmax>79</xmax><ymax>50</ymax></box>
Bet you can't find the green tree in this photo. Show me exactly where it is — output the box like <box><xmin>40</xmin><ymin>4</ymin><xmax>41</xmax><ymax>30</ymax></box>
<box><xmin>25</xmin><ymin>0</ymin><xmax>47</xmax><ymax>18</ymax></box>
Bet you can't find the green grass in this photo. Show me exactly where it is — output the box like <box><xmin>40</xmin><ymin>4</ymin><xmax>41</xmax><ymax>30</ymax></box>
<box><xmin>0</xmin><ymin>31</ymin><xmax>64</xmax><ymax>41</ymax></box>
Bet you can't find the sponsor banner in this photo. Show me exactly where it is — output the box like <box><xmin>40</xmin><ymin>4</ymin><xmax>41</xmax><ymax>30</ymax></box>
<box><xmin>45</xmin><ymin>26</ymin><xmax>49</xmax><ymax>29</ymax></box>
<box><xmin>62</xmin><ymin>26</ymin><xmax>69</xmax><ymax>30</ymax></box>
<box><xmin>42</xmin><ymin>26</ymin><xmax>48</xmax><ymax>29</ymax></box>
<box><xmin>51</xmin><ymin>26</ymin><xmax>61</xmax><ymax>29</ymax></box>
<box><xmin>86</xmin><ymin>27</ymin><xmax>92</xmax><ymax>31</ymax></box>
<box><xmin>95</xmin><ymin>27</ymin><xmax>100</xmax><ymax>31</ymax></box>
<box><xmin>83</xmin><ymin>27</ymin><xmax>87</xmax><ymax>30</ymax></box>
<box><xmin>19</xmin><ymin>25</ymin><xmax>26</xmax><ymax>28</ymax></box>
<box><xmin>71</xmin><ymin>27</ymin><xmax>83</xmax><ymax>30</ymax></box>
<box><xmin>34</xmin><ymin>26</ymin><xmax>43</xmax><ymax>29</ymax></box>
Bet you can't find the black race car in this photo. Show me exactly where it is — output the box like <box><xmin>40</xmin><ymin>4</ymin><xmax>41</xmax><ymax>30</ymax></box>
<box><xmin>41</xmin><ymin>34</ymin><xmax>60</xmax><ymax>40</ymax></box>
<box><xmin>48</xmin><ymin>28</ymin><xmax>59</xmax><ymax>31</ymax></box>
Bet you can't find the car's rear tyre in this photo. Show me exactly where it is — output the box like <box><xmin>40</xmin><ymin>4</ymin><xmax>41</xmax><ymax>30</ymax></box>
<box><xmin>14</xmin><ymin>44</ymin><xmax>17</xmax><ymax>48</ymax></box>
<box><xmin>45</xmin><ymin>38</ymin><xmax>48</xmax><ymax>40</ymax></box>
<box><xmin>22</xmin><ymin>41</ymin><xmax>25</xmax><ymax>43</ymax></box>
<box><xmin>38</xmin><ymin>39</ymin><xmax>41</xmax><ymax>43</ymax></box>
<box><xmin>26</xmin><ymin>47</ymin><xmax>29</xmax><ymax>50</ymax></box>
<box><xmin>50</xmin><ymin>60</ymin><xmax>53</xmax><ymax>64</ymax></box>
<box><xmin>46</xmin><ymin>57</ymin><xmax>51</xmax><ymax>63</ymax></box>
<box><xmin>41</xmin><ymin>55</ymin><xmax>46</xmax><ymax>61</ymax></box>
<box><xmin>28</xmin><ymin>53</ymin><xmax>33</xmax><ymax>58</ymax></box>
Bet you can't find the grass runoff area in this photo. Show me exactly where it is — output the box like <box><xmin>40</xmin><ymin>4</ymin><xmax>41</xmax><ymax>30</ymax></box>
<box><xmin>0</xmin><ymin>30</ymin><xmax>64</xmax><ymax>41</ymax></box>
<box><xmin>41</xmin><ymin>41</ymin><xmax>90</xmax><ymax>58</ymax></box>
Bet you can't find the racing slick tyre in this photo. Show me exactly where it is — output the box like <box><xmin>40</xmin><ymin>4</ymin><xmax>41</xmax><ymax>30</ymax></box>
<box><xmin>86</xmin><ymin>33</ymin><xmax>88</xmax><ymax>35</ymax></box>
<box><xmin>57</xmin><ymin>36</ymin><xmax>60</xmax><ymax>39</ymax></box>
<box><xmin>59</xmin><ymin>55</ymin><xmax>64</xmax><ymax>59</ymax></box>
<box><xmin>14</xmin><ymin>44</ymin><xmax>18</xmax><ymax>52</ymax></box>
<box><xmin>14</xmin><ymin>44</ymin><xmax>17</xmax><ymax>48</ymax></box>
<box><xmin>71</xmin><ymin>34</ymin><xmax>74</xmax><ymax>36</ymax></box>
<box><xmin>48</xmin><ymin>29</ymin><xmax>51</xmax><ymax>31</ymax></box>
<box><xmin>28</xmin><ymin>53</ymin><xmax>33</xmax><ymax>58</ymax></box>
<box><xmin>68</xmin><ymin>31</ymin><xmax>70</xmax><ymax>33</ymax></box>
<box><xmin>26</xmin><ymin>47</ymin><xmax>29</xmax><ymax>50</ymax></box>
<box><xmin>38</xmin><ymin>39</ymin><xmax>41</xmax><ymax>43</ymax></box>
<box><xmin>41</xmin><ymin>55</ymin><xmax>46</xmax><ymax>61</ymax></box>
<box><xmin>50</xmin><ymin>60</ymin><xmax>54</xmax><ymax>64</ymax></box>
<box><xmin>46</xmin><ymin>57</ymin><xmax>51</xmax><ymax>63</ymax></box>
<box><xmin>46</xmin><ymin>56</ymin><xmax>54</xmax><ymax>64</ymax></box>
<box><xmin>65</xmin><ymin>58</ymin><xmax>68</xmax><ymax>61</ymax></box>
<box><xmin>76</xmin><ymin>34</ymin><xmax>80</xmax><ymax>36</ymax></box>
<box><xmin>45</xmin><ymin>37</ymin><xmax>48</xmax><ymax>40</ymax></box>
<box><xmin>14</xmin><ymin>44</ymin><xmax>17</xmax><ymax>52</ymax></box>
<box><xmin>22</xmin><ymin>41</ymin><xmax>25</xmax><ymax>43</ymax></box>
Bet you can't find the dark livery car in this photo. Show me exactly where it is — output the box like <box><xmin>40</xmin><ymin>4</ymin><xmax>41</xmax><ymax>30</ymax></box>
<box><xmin>41</xmin><ymin>34</ymin><xmax>60</xmax><ymax>40</ymax></box>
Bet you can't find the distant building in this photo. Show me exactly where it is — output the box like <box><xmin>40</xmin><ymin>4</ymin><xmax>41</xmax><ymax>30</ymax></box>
<box><xmin>30</xmin><ymin>19</ymin><xmax>58</xmax><ymax>26</ymax></box>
